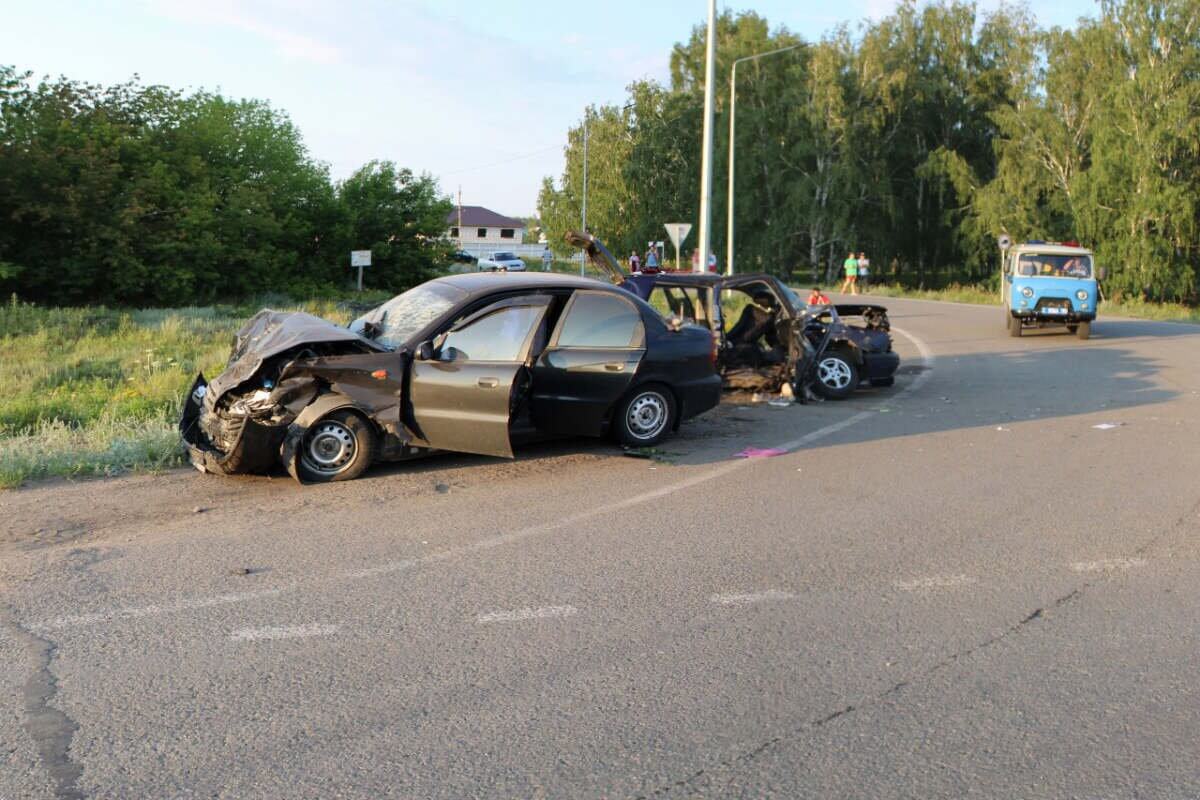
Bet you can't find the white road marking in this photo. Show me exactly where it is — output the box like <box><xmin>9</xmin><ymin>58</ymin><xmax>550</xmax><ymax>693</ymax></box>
<box><xmin>230</xmin><ymin>623</ymin><xmax>340</xmax><ymax>641</ymax></box>
<box><xmin>475</xmin><ymin>605</ymin><xmax>578</xmax><ymax>624</ymax></box>
<box><xmin>1069</xmin><ymin>558</ymin><xmax>1147</xmax><ymax>573</ymax></box>
<box><xmin>894</xmin><ymin>575</ymin><xmax>977</xmax><ymax>591</ymax></box>
<box><xmin>33</xmin><ymin>588</ymin><xmax>289</xmax><ymax>632</ymax></box>
<box><xmin>27</xmin><ymin>328</ymin><xmax>936</xmax><ymax>632</ymax></box>
<box><xmin>710</xmin><ymin>589</ymin><xmax>797</xmax><ymax>606</ymax></box>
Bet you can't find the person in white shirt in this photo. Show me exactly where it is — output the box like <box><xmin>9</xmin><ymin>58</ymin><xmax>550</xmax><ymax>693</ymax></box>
<box><xmin>857</xmin><ymin>252</ymin><xmax>870</xmax><ymax>290</ymax></box>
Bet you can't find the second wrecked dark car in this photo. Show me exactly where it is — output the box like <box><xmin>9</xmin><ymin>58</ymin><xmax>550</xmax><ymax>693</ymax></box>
<box><xmin>568</xmin><ymin>231</ymin><xmax>900</xmax><ymax>399</ymax></box>
<box><xmin>181</xmin><ymin>272</ymin><xmax>722</xmax><ymax>483</ymax></box>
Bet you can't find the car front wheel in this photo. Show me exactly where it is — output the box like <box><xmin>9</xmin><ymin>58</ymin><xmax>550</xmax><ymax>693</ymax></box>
<box><xmin>813</xmin><ymin>350</ymin><xmax>859</xmax><ymax>400</ymax></box>
<box><xmin>296</xmin><ymin>410</ymin><xmax>376</xmax><ymax>482</ymax></box>
<box><xmin>614</xmin><ymin>385</ymin><xmax>676</xmax><ymax>447</ymax></box>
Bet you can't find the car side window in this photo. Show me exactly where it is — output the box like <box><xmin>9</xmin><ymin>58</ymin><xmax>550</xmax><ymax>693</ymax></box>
<box><xmin>555</xmin><ymin>291</ymin><xmax>644</xmax><ymax>348</ymax></box>
<box><xmin>440</xmin><ymin>306</ymin><xmax>542</xmax><ymax>362</ymax></box>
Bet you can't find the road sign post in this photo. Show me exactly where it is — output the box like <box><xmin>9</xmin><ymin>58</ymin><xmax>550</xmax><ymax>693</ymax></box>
<box><xmin>351</xmin><ymin>250</ymin><xmax>372</xmax><ymax>291</ymax></box>
<box><xmin>664</xmin><ymin>223</ymin><xmax>692</xmax><ymax>272</ymax></box>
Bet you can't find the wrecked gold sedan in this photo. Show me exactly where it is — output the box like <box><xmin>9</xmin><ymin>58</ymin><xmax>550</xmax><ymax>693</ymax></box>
<box><xmin>181</xmin><ymin>273</ymin><xmax>722</xmax><ymax>483</ymax></box>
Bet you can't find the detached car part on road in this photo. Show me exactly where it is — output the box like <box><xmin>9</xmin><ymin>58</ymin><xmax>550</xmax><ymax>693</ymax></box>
<box><xmin>181</xmin><ymin>273</ymin><xmax>721</xmax><ymax>483</ymax></box>
<box><xmin>567</xmin><ymin>231</ymin><xmax>899</xmax><ymax>399</ymax></box>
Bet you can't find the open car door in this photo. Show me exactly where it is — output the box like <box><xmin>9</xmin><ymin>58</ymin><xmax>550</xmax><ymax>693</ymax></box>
<box><xmin>409</xmin><ymin>295</ymin><xmax>551</xmax><ymax>458</ymax></box>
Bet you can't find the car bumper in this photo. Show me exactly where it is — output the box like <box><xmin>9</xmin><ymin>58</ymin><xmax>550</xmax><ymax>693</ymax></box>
<box><xmin>1012</xmin><ymin>310</ymin><xmax>1096</xmax><ymax>323</ymax></box>
<box><xmin>180</xmin><ymin>374</ymin><xmax>284</xmax><ymax>475</ymax></box>
<box><xmin>676</xmin><ymin>373</ymin><xmax>723</xmax><ymax>422</ymax></box>
<box><xmin>862</xmin><ymin>351</ymin><xmax>900</xmax><ymax>380</ymax></box>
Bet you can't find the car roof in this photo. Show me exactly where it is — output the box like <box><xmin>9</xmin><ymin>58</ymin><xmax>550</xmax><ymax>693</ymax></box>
<box><xmin>1011</xmin><ymin>243</ymin><xmax>1093</xmax><ymax>256</ymax></box>
<box><xmin>644</xmin><ymin>272</ymin><xmax>787</xmax><ymax>290</ymax></box>
<box><xmin>428</xmin><ymin>271</ymin><xmax>623</xmax><ymax>297</ymax></box>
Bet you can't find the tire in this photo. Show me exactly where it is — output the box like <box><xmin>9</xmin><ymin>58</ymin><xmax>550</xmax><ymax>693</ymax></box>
<box><xmin>1067</xmin><ymin>324</ymin><xmax>1078</xmax><ymax>334</ymax></box>
<box><xmin>1009</xmin><ymin>315</ymin><xmax>1022</xmax><ymax>337</ymax></box>
<box><xmin>869</xmin><ymin>376</ymin><xmax>895</xmax><ymax>387</ymax></box>
<box><xmin>1076</xmin><ymin>321</ymin><xmax>1091</xmax><ymax>340</ymax></box>
<box><xmin>296</xmin><ymin>410</ymin><xmax>376</xmax><ymax>482</ymax></box>
<box><xmin>614</xmin><ymin>384</ymin><xmax>676</xmax><ymax>447</ymax></box>
<box><xmin>813</xmin><ymin>349</ymin><xmax>860</xmax><ymax>400</ymax></box>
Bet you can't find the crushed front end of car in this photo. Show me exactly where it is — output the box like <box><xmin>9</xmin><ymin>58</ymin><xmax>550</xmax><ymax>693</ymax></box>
<box><xmin>179</xmin><ymin>309</ymin><xmax>398</xmax><ymax>477</ymax></box>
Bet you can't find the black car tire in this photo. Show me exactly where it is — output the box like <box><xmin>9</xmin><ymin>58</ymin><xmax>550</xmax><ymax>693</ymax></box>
<box><xmin>1009</xmin><ymin>315</ymin><xmax>1022</xmax><ymax>337</ymax></box>
<box><xmin>296</xmin><ymin>410</ymin><xmax>376</xmax><ymax>483</ymax></box>
<box><xmin>869</xmin><ymin>376</ymin><xmax>895</xmax><ymax>387</ymax></box>
<box><xmin>813</xmin><ymin>349</ymin><xmax>859</xmax><ymax>400</ymax></box>
<box><xmin>1076</xmin><ymin>321</ymin><xmax>1091</xmax><ymax>340</ymax></box>
<box><xmin>614</xmin><ymin>384</ymin><xmax>676</xmax><ymax>447</ymax></box>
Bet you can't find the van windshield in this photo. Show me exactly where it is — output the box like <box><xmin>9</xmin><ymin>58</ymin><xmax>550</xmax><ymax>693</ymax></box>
<box><xmin>1016</xmin><ymin>254</ymin><xmax>1092</xmax><ymax>278</ymax></box>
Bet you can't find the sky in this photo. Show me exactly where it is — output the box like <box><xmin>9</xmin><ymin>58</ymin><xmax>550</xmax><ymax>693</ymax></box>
<box><xmin>2</xmin><ymin>0</ymin><xmax>1100</xmax><ymax>217</ymax></box>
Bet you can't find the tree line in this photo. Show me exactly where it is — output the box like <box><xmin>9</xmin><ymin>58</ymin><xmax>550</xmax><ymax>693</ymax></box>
<box><xmin>0</xmin><ymin>66</ymin><xmax>450</xmax><ymax>306</ymax></box>
<box><xmin>538</xmin><ymin>0</ymin><xmax>1199</xmax><ymax>303</ymax></box>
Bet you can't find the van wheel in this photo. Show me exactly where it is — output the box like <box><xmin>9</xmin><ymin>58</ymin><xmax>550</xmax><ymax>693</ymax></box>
<box><xmin>1067</xmin><ymin>324</ymin><xmax>1078</xmax><ymax>333</ymax></box>
<box><xmin>813</xmin><ymin>350</ymin><xmax>859</xmax><ymax>400</ymax></box>
<box><xmin>1076</xmin><ymin>321</ymin><xmax>1091</xmax><ymax>340</ymax></box>
<box><xmin>614</xmin><ymin>385</ymin><xmax>676</xmax><ymax>447</ymax></box>
<box><xmin>1009</xmin><ymin>316</ymin><xmax>1022</xmax><ymax>337</ymax></box>
<box><xmin>296</xmin><ymin>410</ymin><xmax>376</xmax><ymax>482</ymax></box>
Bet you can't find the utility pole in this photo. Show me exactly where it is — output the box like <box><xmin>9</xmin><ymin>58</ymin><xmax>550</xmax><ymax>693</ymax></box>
<box><xmin>696</xmin><ymin>0</ymin><xmax>718</xmax><ymax>274</ymax></box>
<box><xmin>726</xmin><ymin>43</ymin><xmax>802</xmax><ymax>276</ymax></box>
<box><xmin>581</xmin><ymin>109</ymin><xmax>589</xmax><ymax>276</ymax></box>
<box><xmin>457</xmin><ymin>186</ymin><xmax>463</xmax><ymax>250</ymax></box>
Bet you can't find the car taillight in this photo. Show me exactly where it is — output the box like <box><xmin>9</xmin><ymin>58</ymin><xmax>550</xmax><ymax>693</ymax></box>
<box><xmin>710</xmin><ymin>331</ymin><xmax>720</xmax><ymax>364</ymax></box>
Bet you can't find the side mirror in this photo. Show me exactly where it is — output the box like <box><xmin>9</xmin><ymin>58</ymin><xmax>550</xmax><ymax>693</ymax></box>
<box><xmin>1098</xmin><ymin>266</ymin><xmax>1108</xmax><ymax>281</ymax></box>
<box><xmin>666</xmin><ymin>315</ymin><xmax>684</xmax><ymax>332</ymax></box>
<box><xmin>415</xmin><ymin>340</ymin><xmax>434</xmax><ymax>361</ymax></box>
<box><xmin>440</xmin><ymin>346</ymin><xmax>461</xmax><ymax>362</ymax></box>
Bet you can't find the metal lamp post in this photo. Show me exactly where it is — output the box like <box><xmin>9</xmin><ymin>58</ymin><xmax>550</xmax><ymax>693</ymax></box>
<box><xmin>726</xmin><ymin>43</ymin><xmax>802</xmax><ymax>276</ymax></box>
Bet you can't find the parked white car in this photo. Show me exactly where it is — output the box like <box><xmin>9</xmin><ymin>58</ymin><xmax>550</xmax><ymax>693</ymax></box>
<box><xmin>477</xmin><ymin>251</ymin><xmax>526</xmax><ymax>271</ymax></box>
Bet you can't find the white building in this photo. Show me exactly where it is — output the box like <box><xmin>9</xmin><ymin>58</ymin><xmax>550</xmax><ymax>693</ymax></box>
<box><xmin>446</xmin><ymin>206</ymin><xmax>526</xmax><ymax>247</ymax></box>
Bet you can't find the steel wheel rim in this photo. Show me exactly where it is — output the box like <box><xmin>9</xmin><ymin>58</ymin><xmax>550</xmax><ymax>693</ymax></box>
<box><xmin>302</xmin><ymin>421</ymin><xmax>357</xmax><ymax>475</ymax></box>
<box><xmin>627</xmin><ymin>392</ymin><xmax>668</xmax><ymax>440</ymax></box>
<box><xmin>818</xmin><ymin>357</ymin><xmax>852</xmax><ymax>389</ymax></box>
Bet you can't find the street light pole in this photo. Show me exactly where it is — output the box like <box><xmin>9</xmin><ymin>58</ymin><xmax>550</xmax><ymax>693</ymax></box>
<box><xmin>696</xmin><ymin>0</ymin><xmax>718</xmax><ymax>275</ymax></box>
<box><xmin>725</xmin><ymin>43</ymin><xmax>802</xmax><ymax>276</ymax></box>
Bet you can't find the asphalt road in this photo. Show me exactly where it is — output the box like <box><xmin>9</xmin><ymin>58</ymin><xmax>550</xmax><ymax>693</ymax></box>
<box><xmin>2</xmin><ymin>296</ymin><xmax>1199</xmax><ymax>799</ymax></box>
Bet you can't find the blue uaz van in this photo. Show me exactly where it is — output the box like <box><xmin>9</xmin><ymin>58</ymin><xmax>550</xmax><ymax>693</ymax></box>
<box><xmin>1001</xmin><ymin>240</ymin><xmax>1105</xmax><ymax>339</ymax></box>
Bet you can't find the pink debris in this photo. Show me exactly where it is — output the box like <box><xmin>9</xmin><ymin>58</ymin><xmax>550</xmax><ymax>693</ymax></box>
<box><xmin>736</xmin><ymin>447</ymin><xmax>788</xmax><ymax>459</ymax></box>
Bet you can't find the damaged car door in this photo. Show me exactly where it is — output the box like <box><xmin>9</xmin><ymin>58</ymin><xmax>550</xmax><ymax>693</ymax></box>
<box><xmin>408</xmin><ymin>295</ymin><xmax>551</xmax><ymax>458</ymax></box>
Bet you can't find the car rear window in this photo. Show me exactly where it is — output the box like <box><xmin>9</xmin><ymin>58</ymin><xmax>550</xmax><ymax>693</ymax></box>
<box><xmin>556</xmin><ymin>291</ymin><xmax>643</xmax><ymax>348</ymax></box>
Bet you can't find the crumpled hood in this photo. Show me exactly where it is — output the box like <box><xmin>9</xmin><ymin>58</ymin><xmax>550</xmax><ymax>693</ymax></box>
<box><xmin>207</xmin><ymin>310</ymin><xmax>387</xmax><ymax>403</ymax></box>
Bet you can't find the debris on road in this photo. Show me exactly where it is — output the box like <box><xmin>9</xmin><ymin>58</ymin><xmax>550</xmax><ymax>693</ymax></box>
<box><xmin>434</xmin><ymin>483</ymin><xmax>450</xmax><ymax>494</ymax></box>
<box><xmin>736</xmin><ymin>447</ymin><xmax>787</xmax><ymax>458</ymax></box>
<box><xmin>1092</xmin><ymin>422</ymin><xmax>1124</xmax><ymax>430</ymax></box>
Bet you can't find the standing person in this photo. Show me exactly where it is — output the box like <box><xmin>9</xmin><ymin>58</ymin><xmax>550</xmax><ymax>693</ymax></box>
<box><xmin>645</xmin><ymin>246</ymin><xmax>659</xmax><ymax>273</ymax></box>
<box><xmin>840</xmin><ymin>251</ymin><xmax>858</xmax><ymax>295</ymax></box>
<box><xmin>691</xmin><ymin>249</ymin><xmax>701</xmax><ymax>272</ymax></box>
<box><xmin>708</xmin><ymin>252</ymin><xmax>718</xmax><ymax>272</ymax></box>
<box><xmin>542</xmin><ymin>247</ymin><xmax>553</xmax><ymax>272</ymax></box>
<box><xmin>629</xmin><ymin>250</ymin><xmax>641</xmax><ymax>273</ymax></box>
<box><xmin>856</xmin><ymin>252</ymin><xmax>870</xmax><ymax>291</ymax></box>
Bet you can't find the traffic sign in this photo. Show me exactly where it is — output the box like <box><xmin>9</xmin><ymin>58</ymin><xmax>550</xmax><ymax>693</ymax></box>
<box><xmin>351</xmin><ymin>250</ymin><xmax>372</xmax><ymax>267</ymax></box>
<box><xmin>664</xmin><ymin>224</ymin><xmax>692</xmax><ymax>271</ymax></box>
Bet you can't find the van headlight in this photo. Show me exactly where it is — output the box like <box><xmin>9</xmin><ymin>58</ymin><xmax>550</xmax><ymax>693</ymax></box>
<box><xmin>1076</xmin><ymin>289</ymin><xmax>1088</xmax><ymax>300</ymax></box>
<box><xmin>1021</xmin><ymin>286</ymin><xmax>1034</xmax><ymax>298</ymax></box>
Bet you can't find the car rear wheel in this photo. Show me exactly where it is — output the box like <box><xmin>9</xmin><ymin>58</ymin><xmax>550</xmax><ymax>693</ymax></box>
<box><xmin>614</xmin><ymin>385</ymin><xmax>676</xmax><ymax>447</ymax></box>
<box><xmin>297</xmin><ymin>410</ymin><xmax>376</xmax><ymax>482</ymax></box>
<box><xmin>1076</xmin><ymin>321</ymin><xmax>1091</xmax><ymax>340</ymax></box>
<box><xmin>813</xmin><ymin>350</ymin><xmax>859</xmax><ymax>400</ymax></box>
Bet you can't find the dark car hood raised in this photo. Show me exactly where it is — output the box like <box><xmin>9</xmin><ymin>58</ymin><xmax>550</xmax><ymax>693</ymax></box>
<box><xmin>208</xmin><ymin>310</ymin><xmax>387</xmax><ymax>403</ymax></box>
